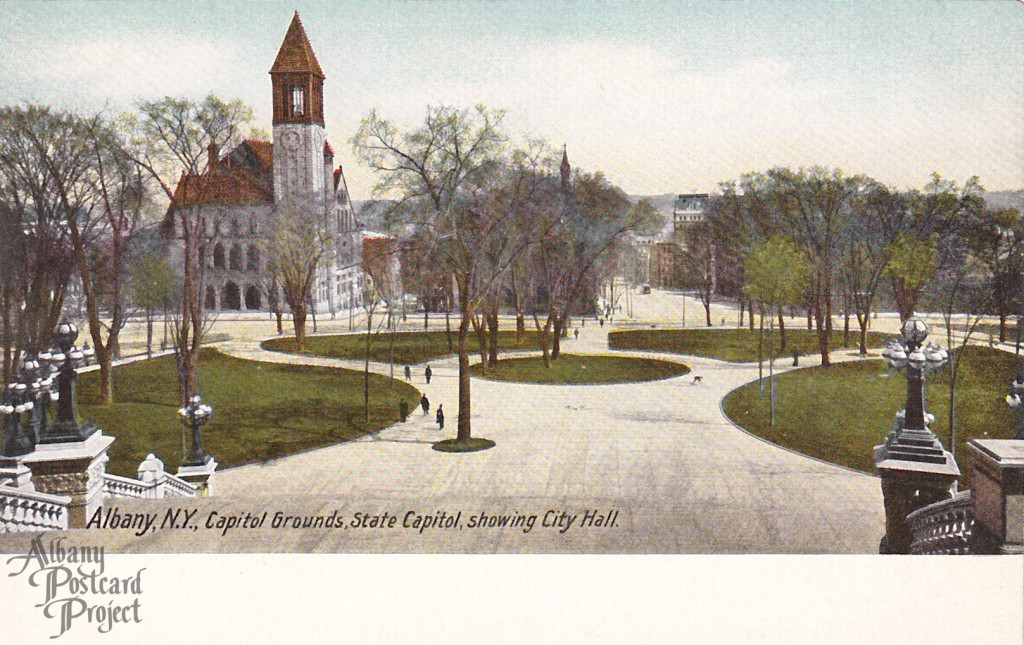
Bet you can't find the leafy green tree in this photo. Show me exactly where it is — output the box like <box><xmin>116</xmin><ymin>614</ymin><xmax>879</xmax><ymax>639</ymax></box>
<box><xmin>885</xmin><ymin>233</ymin><xmax>938</xmax><ymax>322</ymax></box>
<box><xmin>745</xmin><ymin>235</ymin><xmax>810</xmax><ymax>426</ymax></box>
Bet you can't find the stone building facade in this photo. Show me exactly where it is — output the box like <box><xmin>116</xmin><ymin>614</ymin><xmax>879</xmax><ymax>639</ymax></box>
<box><xmin>165</xmin><ymin>13</ymin><xmax>363</xmax><ymax>316</ymax></box>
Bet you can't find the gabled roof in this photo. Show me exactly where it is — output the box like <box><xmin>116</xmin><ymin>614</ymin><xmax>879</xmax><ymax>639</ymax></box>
<box><xmin>323</xmin><ymin>140</ymin><xmax>335</xmax><ymax>157</ymax></box>
<box><xmin>169</xmin><ymin>145</ymin><xmax>273</xmax><ymax>211</ymax></box>
<box><xmin>270</xmin><ymin>12</ymin><xmax>325</xmax><ymax>78</ymax></box>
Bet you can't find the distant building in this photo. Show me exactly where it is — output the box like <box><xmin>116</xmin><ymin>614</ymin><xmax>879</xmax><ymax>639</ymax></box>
<box><xmin>672</xmin><ymin>193</ymin><xmax>709</xmax><ymax>244</ymax></box>
<box><xmin>164</xmin><ymin>13</ymin><xmax>363</xmax><ymax>315</ymax></box>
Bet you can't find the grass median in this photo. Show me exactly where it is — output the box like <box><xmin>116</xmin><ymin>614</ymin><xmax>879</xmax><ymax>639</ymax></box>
<box><xmin>609</xmin><ymin>327</ymin><xmax>895</xmax><ymax>363</ymax></box>
<box><xmin>79</xmin><ymin>348</ymin><xmax>420</xmax><ymax>477</ymax></box>
<box><xmin>721</xmin><ymin>346</ymin><xmax>1018</xmax><ymax>485</ymax></box>
<box><xmin>469</xmin><ymin>353</ymin><xmax>689</xmax><ymax>384</ymax></box>
<box><xmin>263</xmin><ymin>330</ymin><xmax>542</xmax><ymax>365</ymax></box>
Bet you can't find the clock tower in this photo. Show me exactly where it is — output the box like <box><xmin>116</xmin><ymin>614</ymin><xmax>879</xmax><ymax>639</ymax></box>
<box><xmin>270</xmin><ymin>12</ymin><xmax>326</xmax><ymax>205</ymax></box>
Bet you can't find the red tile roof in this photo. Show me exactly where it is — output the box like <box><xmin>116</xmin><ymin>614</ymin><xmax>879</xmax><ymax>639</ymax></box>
<box><xmin>170</xmin><ymin>162</ymin><xmax>272</xmax><ymax>209</ymax></box>
<box><xmin>269</xmin><ymin>13</ymin><xmax>324</xmax><ymax>78</ymax></box>
<box><xmin>323</xmin><ymin>140</ymin><xmax>334</xmax><ymax>157</ymax></box>
<box><xmin>243</xmin><ymin>139</ymin><xmax>274</xmax><ymax>172</ymax></box>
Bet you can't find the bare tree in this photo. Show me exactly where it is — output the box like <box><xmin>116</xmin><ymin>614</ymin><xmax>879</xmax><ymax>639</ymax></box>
<box><xmin>124</xmin><ymin>95</ymin><xmax>254</xmax><ymax>403</ymax></box>
<box><xmin>261</xmin><ymin>198</ymin><xmax>331</xmax><ymax>351</ymax></box>
<box><xmin>0</xmin><ymin>105</ymin><xmax>78</xmax><ymax>383</ymax></box>
<box><xmin>353</xmin><ymin>105</ymin><xmax>537</xmax><ymax>445</ymax></box>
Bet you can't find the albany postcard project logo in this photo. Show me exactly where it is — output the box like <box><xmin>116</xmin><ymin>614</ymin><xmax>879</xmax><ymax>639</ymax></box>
<box><xmin>6</xmin><ymin>536</ymin><xmax>144</xmax><ymax>639</ymax></box>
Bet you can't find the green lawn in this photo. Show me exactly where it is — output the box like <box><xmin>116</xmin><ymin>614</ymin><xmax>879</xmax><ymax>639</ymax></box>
<box><xmin>469</xmin><ymin>354</ymin><xmax>689</xmax><ymax>384</ymax></box>
<box><xmin>608</xmin><ymin>328</ymin><xmax>895</xmax><ymax>363</ymax></box>
<box><xmin>721</xmin><ymin>346</ymin><xmax>1019</xmax><ymax>486</ymax></box>
<box><xmin>263</xmin><ymin>330</ymin><xmax>543</xmax><ymax>365</ymax></box>
<box><xmin>78</xmin><ymin>349</ymin><xmax>420</xmax><ymax>477</ymax></box>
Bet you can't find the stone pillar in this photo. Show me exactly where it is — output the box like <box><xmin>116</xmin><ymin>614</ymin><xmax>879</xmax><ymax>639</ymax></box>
<box><xmin>0</xmin><ymin>455</ymin><xmax>34</xmax><ymax>490</ymax></box>
<box><xmin>874</xmin><ymin>415</ymin><xmax>959</xmax><ymax>554</ymax></box>
<box><xmin>21</xmin><ymin>431</ymin><xmax>114</xmax><ymax>528</ymax></box>
<box><xmin>968</xmin><ymin>439</ymin><xmax>1024</xmax><ymax>554</ymax></box>
<box><xmin>178</xmin><ymin>456</ymin><xmax>218</xmax><ymax>497</ymax></box>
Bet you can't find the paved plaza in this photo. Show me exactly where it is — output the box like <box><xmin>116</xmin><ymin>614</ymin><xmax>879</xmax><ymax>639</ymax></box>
<box><xmin>0</xmin><ymin>290</ymin><xmax>892</xmax><ymax>554</ymax></box>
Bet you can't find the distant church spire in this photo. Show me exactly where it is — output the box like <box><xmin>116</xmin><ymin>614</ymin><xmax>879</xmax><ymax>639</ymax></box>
<box><xmin>560</xmin><ymin>144</ymin><xmax>571</xmax><ymax>190</ymax></box>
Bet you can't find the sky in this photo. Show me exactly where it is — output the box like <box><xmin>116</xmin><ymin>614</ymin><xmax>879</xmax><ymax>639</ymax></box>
<box><xmin>1</xmin><ymin>1</ymin><xmax>1022</xmax><ymax>200</ymax></box>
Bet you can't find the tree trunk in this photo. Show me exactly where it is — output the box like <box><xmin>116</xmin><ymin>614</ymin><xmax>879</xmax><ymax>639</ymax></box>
<box><xmin>471</xmin><ymin>314</ymin><xmax>488</xmax><ymax>368</ymax></box>
<box><xmin>843</xmin><ymin>310</ymin><xmax>851</xmax><ymax>348</ymax></box>
<box><xmin>456</xmin><ymin>311</ymin><xmax>472</xmax><ymax>443</ymax></box>
<box><xmin>445</xmin><ymin>297</ymin><xmax>453</xmax><ymax>352</ymax></box>
<box><xmin>293</xmin><ymin>304</ymin><xmax>307</xmax><ymax>352</ymax></box>
<box><xmin>815</xmin><ymin>299</ymin><xmax>830</xmax><ymax>367</ymax></box>
<box><xmin>857</xmin><ymin>312</ymin><xmax>869</xmax><ymax>356</ymax></box>
<box><xmin>778</xmin><ymin>309</ymin><xmax>786</xmax><ymax>354</ymax></box>
<box><xmin>739</xmin><ymin>300</ymin><xmax>745</xmax><ymax>329</ymax></box>
<box><xmin>551</xmin><ymin>311</ymin><xmax>563</xmax><ymax>360</ymax></box>
<box><xmin>999</xmin><ymin>313</ymin><xmax>1007</xmax><ymax>343</ymax></box>
<box><xmin>533</xmin><ymin>314</ymin><xmax>552</xmax><ymax>368</ymax></box>
<box><xmin>748</xmin><ymin>298</ymin><xmax>756</xmax><ymax>331</ymax></box>
<box><xmin>516</xmin><ymin>312</ymin><xmax>525</xmax><ymax>342</ymax></box>
<box><xmin>487</xmin><ymin>308</ymin><xmax>499</xmax><ymax>367</ymax></box>
<box><xmin>807</xmin><ymin>308</ymin><xmax>813</xmax><ymax>332</ymax></box>
<box><xmin>704</xmin><ymin>300</ymin><xmax>712</xmax><ymax>327</ymax></box>
<box><xmin>146</xmin><ymin>310</ymin><xmax>153</xmax><ymax>358</ymax></box>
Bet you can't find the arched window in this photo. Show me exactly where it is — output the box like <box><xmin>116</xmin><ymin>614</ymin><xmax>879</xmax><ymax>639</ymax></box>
<box><xmin>199</xmin><ymin>245</ymin><xmax>206</xmax><ymax>268</ymax></box>
<box><xmin>292</xmin><ymin>86</ymin><xmax>305</xmax><ymax>116</ymax></box>
<box><xmin>213</xmin><ymin>220</ymin><xmax>221</xmax><ymax>236</ymax></box>
<box><xmin>229</xmin><ymin>244</ymin><xmax>243</xmax><ymax>270</ymax></box>
<box><xmin>245</xmin><ymin>286</ymin><xmax>262</xmax><ymax>310</ymax></box>
<box><xmin>247</xmin><ymin>245</ymin><xmax>260</xmax><ymax>271</ymax></box>
<box><xmin>231</xmin><ymin>218</ymin><xmax>240</xmax><ymax>237</ymax></box>
<box><xmin>250</xmin><ymin>220</ymin><xmax>258</xmax><ymax>235</ymax></box>
<box><xmin>204</xmin><ymin>286</ymin><xmax>217</xmax><ymax>310</ymax></box>
<box><xmin>213</xmin><ymin>244</ymin><xmax>225</xmax><ymax>269</ymax></box>
<box><xmin>222</xmin><ymin>282</ymin><xmax>241</xmax><ymax>310</ymax></box>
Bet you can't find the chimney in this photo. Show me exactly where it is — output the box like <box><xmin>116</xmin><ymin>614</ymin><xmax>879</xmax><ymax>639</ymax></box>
<box><xmin>207</xmin><ymin>143</ymin><xmax>220</xmax><ymax>171</ymax></box>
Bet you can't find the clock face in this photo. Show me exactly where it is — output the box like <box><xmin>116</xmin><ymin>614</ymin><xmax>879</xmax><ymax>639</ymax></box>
<box><xmin>281</xmin><ymin>131</ymin><xmax>299</xmax><ymax>151</ymax></box>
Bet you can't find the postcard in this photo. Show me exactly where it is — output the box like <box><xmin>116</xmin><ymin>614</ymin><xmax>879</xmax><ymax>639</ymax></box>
<box><xmin>1</xmin><ymin>2</ymin><xmax>1022</xmax><ymax>642</ymax></box>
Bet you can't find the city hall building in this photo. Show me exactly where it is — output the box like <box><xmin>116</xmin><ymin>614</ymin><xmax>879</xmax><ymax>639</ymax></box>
<box><xmin>165</xmin><ymin>13</ymin><xmax>363</xmax><ymax>316</ymax></box>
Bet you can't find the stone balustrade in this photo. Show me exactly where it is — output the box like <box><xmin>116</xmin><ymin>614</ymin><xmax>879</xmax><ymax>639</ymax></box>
<box><xmin>907</xmin><ymin>491</ymin><xmax>974</xmax><ymax>555</ymax></box>
<box><xmin>0</xmin><ymin>484</ymin><xmax>70</xmax><ymax>533</ymax></box>
<box><xmin>103</xmin><ymin>472</ymin><xmax>198</xmax><ymax>500</ymax></box>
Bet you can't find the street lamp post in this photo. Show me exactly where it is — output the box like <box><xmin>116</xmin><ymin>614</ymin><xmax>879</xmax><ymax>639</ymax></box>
<box><xmin>178</xmin><ymin>393</ymin><xmax>214</xmax><ymax>466</ymax></box>
<box><xmin>45</xmin><ymin>320</ymin><xmax>98</xmax><ymax>443</ymax></box>
<box><xmin>1</xmin><ymin>320</ymin><xmax>97</xmax><ymax>456</ymax></box>
<box><xmin>874</xmin><ymin>315</ymin><xmax>960</xmax><ymax>554</ymax></box>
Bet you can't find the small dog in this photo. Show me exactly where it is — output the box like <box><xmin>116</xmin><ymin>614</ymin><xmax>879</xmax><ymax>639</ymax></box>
<box><xmin>692</xmin><ymin>375</ymin><xmax>703</xmax><ymax>385</ymax></box>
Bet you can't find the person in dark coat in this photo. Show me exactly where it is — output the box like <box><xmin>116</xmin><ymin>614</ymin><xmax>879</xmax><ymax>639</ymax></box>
<box><xmin>404</xmin><ymin>365</ymin><xmax>412</xmax><ymax>381</ymax></box>
<box><xmin>436</xmin><ymin>404</ymin><xmax>444</xmax><ymax>430</ymax></box>
<box><xmin>399</xmin><ymin>400</ymin><xmax>408</xmax><ymax>422</ymax></box>
<box><xmin>420</xmin><ymin>394</ymin><xmax>430</xmax><ymax>415</ymax></box>
<box><xmin>425</xmin><ymin>365</ymin><xmax>433</xmax><ymax>384</ymax></box>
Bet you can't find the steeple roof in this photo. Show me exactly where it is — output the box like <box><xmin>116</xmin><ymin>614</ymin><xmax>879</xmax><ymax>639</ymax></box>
<box><xmin>270</xmin><ymin>12</ymin><xmax>324</xmax><ymax>78</ymax></box>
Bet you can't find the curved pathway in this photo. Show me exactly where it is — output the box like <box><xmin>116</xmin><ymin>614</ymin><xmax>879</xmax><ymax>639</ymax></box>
<box><xmin>31</xmin><ymin>323</ymin><xmax>883</xmax><ymax>554</ymax></box>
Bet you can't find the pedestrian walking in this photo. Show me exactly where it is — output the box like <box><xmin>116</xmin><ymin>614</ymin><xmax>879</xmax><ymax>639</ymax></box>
<box><xmin>599</xmin><ymin>318</ymin><xmax>604</xmax><ymax>328</ymax></box>
<box><xmin>404</xmin><ymin>365</ymin><xmax>412</xmax><ymax>381</ymax></box>
<box><xmin>425</xmin><ymin>365</ymin><xmax>433</xmax><ymax>384</ymax></box>
<box><xmin>399</xmin><ymin>400</ymin><xmax>408</xmax><ymax>422</ymax></box>
<box><xmin>574</xmin><ymin>328</ymin><xmax>579</xmax><ymax>340</ymax></box>
<box><xmin>420</xmin><ymin>394</ymin><xmax>430</xmax><ymax>415</ymax></box>
<box><xmin>436</xmin><ymin>404</ymin><xmax>444</xmax><ymax>430</ymax></box>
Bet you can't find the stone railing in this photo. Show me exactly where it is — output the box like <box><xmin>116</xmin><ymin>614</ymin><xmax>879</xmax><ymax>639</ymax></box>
<box><xmin>0</xmin><ymin>484</ymin><xmax>70</xmax><ymax>533</ymax></box>
<box><xmin>907</xmin><ymin>490</ymin><xmax>974</xmax><ymax>555</ymax></box>
<box><xmin>103</xmin><ymin>454</ymin><xmax>198</xmax><ymax>500</ymax></box>
<box><xmin>103</xmin><ymin>471</ymin><xmax>197</xmax><ymax>500</ymax></box>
